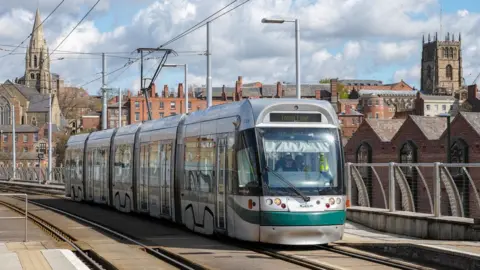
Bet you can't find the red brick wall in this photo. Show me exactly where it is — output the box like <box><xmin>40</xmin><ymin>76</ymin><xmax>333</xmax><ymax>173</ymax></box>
<box><xmin>361</xmin><ymin>97</ymin><xmax>395</xmax><ymax>119</ymax></box>
<box><xmin>82</xmin><ymin>117</ymin><xmax>100</xmax><ymax>130</ymax></box>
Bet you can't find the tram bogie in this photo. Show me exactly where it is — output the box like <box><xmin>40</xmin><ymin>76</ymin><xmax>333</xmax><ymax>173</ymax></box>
<box><xmin>65</xmin><ymin>99</ymin><xmax>347</xmax><ymax>245</ymax></box>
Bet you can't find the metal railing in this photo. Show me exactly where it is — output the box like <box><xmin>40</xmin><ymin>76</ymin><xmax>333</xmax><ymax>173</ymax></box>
<box><xmin>0</xmin><ymin>167</ymin><xmax>65</xmax><ymax>185</ymax></box>
<box><xmin>0</xmin><ymin>193</ymin><xmax>28</xmax><ymax>241</ymax></box>
<box><xmin>347</xmin><ymin>162</ymin><xmax>480</xmax><ymax>220</ymax></box>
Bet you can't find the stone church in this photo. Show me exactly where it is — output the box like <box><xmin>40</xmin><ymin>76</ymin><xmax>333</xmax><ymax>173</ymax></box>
<box><xmin>0</xmin><ymin>9</ymin><xmax>64</xmax><ymax>166</ymax></box>
<box><xmin>420</xmin><ymin>32</ymin><xmax>466</xmax><ymax>97</ymax></box>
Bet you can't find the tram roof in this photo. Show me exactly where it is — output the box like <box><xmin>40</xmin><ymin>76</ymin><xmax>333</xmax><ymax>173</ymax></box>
<box><xmin>115</xmin><ymin>122</ymin><xmax>142</xmax><ymax>136</ymax></box>
<box><xmin>139</xmin><ymin>114</ymin><xmax>185</xmax><ymax>133</ymax></box>
<box><xmin>66</xmin><ymin>132</ymin><xmax>90</xmax><ymax>146</ymax></box>
<box><xmin>183</xmin><ymin>99</ymin><xmax>337</xmax><ymax>125</ymax></box>
<box><xmin>87</xmin><ymin>128</ymin><xmax>116</xmax><ymax>141</ymax></box>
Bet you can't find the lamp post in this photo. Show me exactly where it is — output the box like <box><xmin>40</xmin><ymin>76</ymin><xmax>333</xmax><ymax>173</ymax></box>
<box><xmin>262</xmin><ymin>17</ymin><xmax>301</xmax><ymax>99</ymax></box>
<box><xmin>438</xmin><ymin>113</ymin><xmax>451</xmax><ymax>163</ymax></box>
<box><xmin>164</xmin><ymin>64</ymin><xmax>189</xmax><ymax>113</ymax></box>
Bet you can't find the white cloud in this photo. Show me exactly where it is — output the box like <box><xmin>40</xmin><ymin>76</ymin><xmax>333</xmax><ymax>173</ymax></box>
<box><xmin>0</xmin><ymin>0</ymin><xmax>479</xmax><ymax>94</ymax></box>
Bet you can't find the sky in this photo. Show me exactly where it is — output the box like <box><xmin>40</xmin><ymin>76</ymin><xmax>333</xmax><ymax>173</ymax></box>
<box><xmin>0</xmin><ymin>0</ymin><xmax>479</xmax><ymax>95</ymax></box>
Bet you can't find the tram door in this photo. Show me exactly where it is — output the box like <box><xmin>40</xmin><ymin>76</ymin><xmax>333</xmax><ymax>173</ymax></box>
<box><xmin>87</xmin><ymin>150</ymin><xmax>94</xmax><ymax>201</ymax></box>
<box><xmin>216</xmin><ymin>137</ymin><xmax>227</xmax><ymax>230</ymax></box>
<box><xmin>139</xmin><ymin>145</ymin><xmax>149</xmax><ymax>212</ymax></box>
<box><xmin>161</xmin><ymin>143</ymin><xmax>172</xmax><ymax>217</ymax></box>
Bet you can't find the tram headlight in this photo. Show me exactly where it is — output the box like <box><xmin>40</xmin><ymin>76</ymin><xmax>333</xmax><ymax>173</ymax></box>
<box><xmin>329</xmin><ymin>197</ymin><xmax>335</xmax><ymax>205</ymax></box>
<box><xmin>266</xmin><ymin>199</ymin><xmax>273</xmax><ymax>205</ymax></box>
<box><xmin>336</xmin><ymin>198</ymin><xmax>341</xmax><ymax>205</ymax></box>
<box><xmin>274</xmin><ymin>198</ymin><xmax>282</xmax><ymax>205</ymax></box>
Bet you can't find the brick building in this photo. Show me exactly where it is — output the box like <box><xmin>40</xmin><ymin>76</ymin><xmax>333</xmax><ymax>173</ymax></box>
<box><xmin>345</xmin><ymin>112</ymin><xmax>480</xmax><ymax>219</ymax></box>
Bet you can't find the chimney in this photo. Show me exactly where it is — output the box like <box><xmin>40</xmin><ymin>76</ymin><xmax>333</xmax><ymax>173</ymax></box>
<box><xmin>276</xmin><ymin>82</ymin><xmax>282</xmax><ymax>98</ymax></box>
<box><xmin>330</xmin><ymin>79</ymin><xmax>338</xmax><ymax>100</ymax></box>
<box><xmin>235</xmin><ymin>79</ymin><xmax>242</xmax><ymax>101</ymax></box>
<box><xmin>315</xmin><ymin>90</ymin><xmax>321</xmax><ymax>100</ymax></box>
<box><xmin>468</xmin><ymin>84</ymin><xmax>478</xmax><ymax>101</ymax></box>
<box><xmin>238</xmin><ymin>76</ymin><xmax>243</xmax><ymax>86</ymax></box>
<box><xmin>221</xmin><ymin>85</ymin><xmax>227</xmax><ymax>101</ymax></box>
<box><xmin>178</xmin><ymin>83</ymin><xmax>184</xmax><ymax>98</ymax></box>
<box><xmin>150</xmin><ymin>83</ymin><xmax>156</xmax><ymax>98</ymax></box>
<box><xmin>163</xmin><ymin>85</ymin><xmax>169</xmax><ymax>98</ymax></box>
<box><xmin>127</xmin><ymin>90</ymin><xmax>131</xmax><ymax>98</ymax></box>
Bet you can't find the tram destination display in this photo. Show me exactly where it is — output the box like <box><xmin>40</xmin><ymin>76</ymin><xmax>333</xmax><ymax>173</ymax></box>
<box><xmin>270</xmin><ymin>113</ymin><xmax>322</xmax><ymax>122</ymax></box>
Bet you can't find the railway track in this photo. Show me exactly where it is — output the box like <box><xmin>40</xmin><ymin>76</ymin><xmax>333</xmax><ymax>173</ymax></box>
<box><xmin>0</xmin><ymin>193</ymin><xmax>207</xmax><ymax>270</ymax></box>
<box><xmin>0</xmin><ymin>186</ymin><xmax>432</xmax><ymax>270</ymax></box>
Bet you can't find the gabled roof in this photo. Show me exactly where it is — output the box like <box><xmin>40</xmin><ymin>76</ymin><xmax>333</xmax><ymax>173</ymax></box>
<box><xmin>0</xmin><ymin>125</ymin><xmax>39</xmax><ymax>133</ymax></box>
<box><xmin>2</xmin><ymin>80</ymin><xmax>50</xmax><ymax>112</ymax></box>
<box><xmin>365</xmin><ymin>119</ymin><xmax>405</xmax><ymax>142</ymax></box>
<box><xmin>409</xmin><ymin>115</ymin><xmax>449</xmax><ymax>140</ymax></box>
<box><xmin>458</xmin><ymin>112</ymin><xmax>480</xmax><ymax>136</ymax></box>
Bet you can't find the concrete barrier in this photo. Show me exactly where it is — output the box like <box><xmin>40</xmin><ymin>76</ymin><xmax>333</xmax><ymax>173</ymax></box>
<box><xmin>347</xmin><ymin>206</ymin><xmax>480</xmax><ymax>241</ymax></box>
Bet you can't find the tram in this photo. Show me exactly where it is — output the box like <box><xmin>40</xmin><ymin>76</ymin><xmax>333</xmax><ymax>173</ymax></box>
<box><xmin>64</xmin><ymin>99</ymin><xmax>347</xmax><ymax>245</ymax></box>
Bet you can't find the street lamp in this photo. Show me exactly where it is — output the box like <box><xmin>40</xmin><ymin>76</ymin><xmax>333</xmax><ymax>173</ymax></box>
<box><xmin>164</xmin><ymin>64</ymin><xmax>189</xmax><ymax>113</ymax></box>
<box><xmin>262</xmin><ymin>17</ymin><xmax>301</xmax><ymax>99</ymax></box>
<box><xmin>438</xmin><ymin>113</ymin><xmax>451</xmax><ymax>163</ymax></box>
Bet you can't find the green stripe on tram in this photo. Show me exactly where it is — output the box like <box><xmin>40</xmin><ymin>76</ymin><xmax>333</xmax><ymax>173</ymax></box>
<box><xmin>229</xmin><ymin>198</ymin><xmax>346</xmax><ymax>226</ymax></box>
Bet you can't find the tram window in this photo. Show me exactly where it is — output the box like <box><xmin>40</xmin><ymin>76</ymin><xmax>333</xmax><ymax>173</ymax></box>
<box><xmin>149</xmin><ymin>142</ymin><xmax>160</xmax><ymax>187</ymax></box>
<box><xmin>235</xmin><ymin>129</ymin><xmax>260</xmax><ymax>193</ymax></box>
<box><xmin>199</xmin><ymin>135</ymin><xmax>214</xmax><ymax>192</ymax></box>
<box><xmin>184</xmin><ymin>137</ymin><xmax>199</xmax><ymax>191</ymax></box>
<box><xmin>226</xmin><ymin>134</ymin><xmax>235</xmax><ymax>194</ymax></box>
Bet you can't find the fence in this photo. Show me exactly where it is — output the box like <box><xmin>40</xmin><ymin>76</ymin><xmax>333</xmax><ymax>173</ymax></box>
<box><xmin>0</xmin><ymin>193</ymin><xmax>28</xmax><ymax>241</ymax></box>
<box><xmin>347</xmin><ymin>162</ymin><xmax>480</xmax><ymax>220</ymax></box>
<box><xmin>0</xmin><ymin>167</ymin><xmax>65</xmax><ymax>185</ymax></box>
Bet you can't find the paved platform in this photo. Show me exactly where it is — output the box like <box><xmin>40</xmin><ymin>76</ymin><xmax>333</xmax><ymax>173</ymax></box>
<box><xmin>340</xmin><ymin>221</ymin><xmax>480</xmax><ymax>257</ymax></box>
<box><xmin>0</xmin><ymin>205</ymin><xmax>52</xmax><ymax>242</ymax></box>
<box><xmin>0</xmin><ymin>242</ymin><xmax>89</xmax><ymax>270</ymax></box>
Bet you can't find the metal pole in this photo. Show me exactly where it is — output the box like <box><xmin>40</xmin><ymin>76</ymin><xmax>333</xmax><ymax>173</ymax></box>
<box><xmin>118</xmin><ymin>88</ymin><xmax>122</xmax><ymax>128</ymax></box>
<box><xmin>185</xmin><ymin>64</ymin><xmax>188</xmax><ymax>113</ymax></box>
<box><xmin>295</xmin><ymin>19</ymin><xmax>301</xmax><ymax>99</ymax></box>
<box><xmin>206</xmin><ymin>21</ymin><xmax>212</xmax><ymax>108</ymax></box>
<box><xmin>140</xmin><ymin>50</ymin><xmax>144</xmax><ymax>90</ymax></box>
<box><xmin>102</xmin><ymin>53</ymin><xmax>107</xmax><ymax>130</ymax></box>
<box><xmin>388</xmin><ymin>162</ymin><xmax>395</xmax><ymax>212</ymax></box>
<box><xmin>446</xmin><ymin>115</ymin><xmax>451</xmax><ymax>163</ymax></box>
<box><xmin>12</xmin><ymin>105</ymin><xmax>15</xmax><ymax>179</ymax></box>
<box><xmin>48</xmin><ymin>93</ymin><xmax>52</xmax><ymax>182</ymax></box>
<box><xmin>25</xmin><ymin>194</ymin><xmax>28</xmax><ymax>242</ymax></box>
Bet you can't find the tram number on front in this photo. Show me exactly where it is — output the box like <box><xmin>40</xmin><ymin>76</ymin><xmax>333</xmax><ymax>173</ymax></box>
<box><xmin>270</xmin><ymin>113</ymin><xmax>322</xmax><ymax>123</ymax></box>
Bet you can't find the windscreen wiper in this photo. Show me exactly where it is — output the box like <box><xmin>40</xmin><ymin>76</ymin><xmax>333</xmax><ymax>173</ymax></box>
<box><xmin>264</xmin><ymin>166</ymin><xmax>310</xmax><ymax>202</ymax></box>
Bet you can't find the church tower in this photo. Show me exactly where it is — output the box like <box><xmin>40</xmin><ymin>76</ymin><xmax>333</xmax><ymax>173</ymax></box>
<box><xmin>24</xmin><ymin>9</ymin><xmax>52</xmax><ymax>94</ymax></box>
<box><xmin>420</xmin><ymin>32</ymin><xmax>463</xmax><ymax>95</ymax></box>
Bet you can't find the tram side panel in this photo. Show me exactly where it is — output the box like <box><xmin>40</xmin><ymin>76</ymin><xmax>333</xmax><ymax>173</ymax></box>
<box><xmin>112</xmin><ymin>136</ymin><xmax>134</xmax><ymax>213</ymax></box>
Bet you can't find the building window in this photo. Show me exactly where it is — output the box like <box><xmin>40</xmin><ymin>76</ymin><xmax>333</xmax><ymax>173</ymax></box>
<box><xmin>160</xmin><ymin>102</ymin><xmax>164</xmax><ymax>109</ymax></box>
<box><xmin>23</xmin><ymin>147</ymin><xmax>28</xmax><ymax>153</ymax></box>
<box><xmin>426</xmin><ymin>105</ymin><xmax>430</xmax><ymax>110</ymax></box>
<box><xmin>446</xmin><ymin>64</ymin><xmax>453</xmax><ymax>80</ymax></box>
<box><xmin>135</xmin><ymin>101</ymin><xmax>140</xmax><ymax>109</ymax></box>
<box><xmin>449</xmin><ymin>47</ymin><xmax>454</xmax><ymax>58</ymax></box>
<box><xmin>39</xmin><ymin>142</ymin><xmax>46</xmax><ymax>154</ymax></box>
<box><xmin>33</xmin><ymin>133</ymin><xmax>38</xmax><ymax>142</ymax></box>
<box><xmin>443</xmin><ymin>47</ymin><xmax>448</xmax><ymax>58</ymax></box>
<box><xmin>135</xmin><ymin>112</ymin><xmax>140</xmax><ymax>121</ymax></box>
<box><xmin>159</xmin><ymin>112</ymin><xmax>164</xmax><ymax>118</ymax></box>
<box><xmin>356</xmin><ymin>142</ymin><xmax>372</xmax><ymax>205</ymax></box>
<box><xmin>31</xmin><ymin>116</ymin><xmax>37</xmax><ymax>126</ymax></box>
<box><xmin>449</xmin><ymin>139</ymin><xmax>469</xmax><ymax>216</ymax></box>
<box><xmin>435</xmin><ymin>104</ymin><xmax>438</xmax><ymax>111</ymax></box>
<box><xmin>450</xmin><ymin>105</ymin><xmax>453</xmax><ymax>110</ymax></box>
<box><xmin>375</xmin><ymin>113</ymin><xmax>379</xmax><ymax>119</ymax></box>
<box><xmin>375</xmin><ymin>100</ymin><xmax>379</xmax><ymax>106</ymax></box>
<box><xmin>399</xmin><ymin>141</ymin><xmax>418</xmax><ymax>209</ymax></box>
<box><xmin>427</xmin><ymin>65</ymin><xmax>432</xmax><ymax>79</ymax></box>
<box><xmin>149</xmin><ymin>102</ymin><xmax>152</xmax><ymax>109</ymax></box>
<box><xmin>34</xmin><ymin>55</ymin><xmax>38</xmax><ymax>67</ymax></box>
<box><xmin>15</xmin><ymin>134</ymin><xmax>18</xmax><ymax>143</ymax></box>
<box><xmin>36</xmin><ymin>73</ymin><xmax>40</xmax><ymax>80</ymax></box>
<box><xmin>30</xmin><ymin>73</ymin><xmax>35</xmax><ymax>79</ymax></box>
<box><xmin>23</xmin><ymin>134</ymin><xmax>28</xmax><ymax>143</ymax></box>
<box><xmin>188</xmin><ymin>102</ymin><xmax>192</xmax><ymax>109</ymax></box>
<box><xmin>442</xmin><ymin>105</ymin><xmax>447</xmax><ymax>111</ymax></box>
<box><xmin>170</xmin><ymin>101</ymin><xmax>176</xmax><ymax>110</ymax></box>
<box><xmin>2</xmin><ymin>134</ymin><xmax>7</xmax><ymax>143</ymax></box>
<box><xmin>368</xmin><ymin>99</ymin><xmax>372</xmax><ymax>106</ymax></box>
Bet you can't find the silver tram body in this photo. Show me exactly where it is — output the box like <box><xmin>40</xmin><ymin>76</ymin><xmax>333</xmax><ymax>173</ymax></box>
<box><xmin>65</xmin><ymin>99</ymin><xmax>346</xmax><ymax>245</ymax></box>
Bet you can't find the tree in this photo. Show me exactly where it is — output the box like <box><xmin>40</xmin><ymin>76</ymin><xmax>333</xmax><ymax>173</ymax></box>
<box><xmin>58</xmin><ymin>87</ymin><xmax>96</xmax><ymax>119</ymax></box>
<box><xmin>54</xmin><ymin>134</ymin><xmax>70</xmax><ymax>167</ymax></box>
<box><xmin>337</xmin><ymin>83</ymin><xmax>349</xmax><ymax>99</ymax></box>
<box><xmin>319</xmin><ymin>78</ymin><xmax>332</xmax><ymax>83</ymax></box>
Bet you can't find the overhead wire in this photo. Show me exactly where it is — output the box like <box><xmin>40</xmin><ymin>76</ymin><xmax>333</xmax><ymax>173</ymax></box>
<box><xmin>0</xmin><ymin>0</ymin><xmax>66</xmax><ymax>59</ymax></box>
<box><xmin>41</xmin><ymin>0</ymin><xmax>102</xmax><ymax>66</ymax></box>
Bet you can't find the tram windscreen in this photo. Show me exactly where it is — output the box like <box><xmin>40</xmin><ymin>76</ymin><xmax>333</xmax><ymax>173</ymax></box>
<box><xmin>258</xmin><ymin>128</ymin><xmax>343</xmax><ymax>196</ymax></box>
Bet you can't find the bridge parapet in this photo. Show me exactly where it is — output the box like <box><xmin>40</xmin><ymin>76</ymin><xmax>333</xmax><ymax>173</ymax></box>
<box><xmin>0</xmin><ymin>167</ymin><xmax>65</xmax><ymax>185</ymax></box>
<box><xmin>347</xmin><ymin>162</ymin><xmax>480</xmax><ymax>240</ymax></box>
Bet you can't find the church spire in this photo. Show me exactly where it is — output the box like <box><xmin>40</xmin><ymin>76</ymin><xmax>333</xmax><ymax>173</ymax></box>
<box><xmin>33</xmin><ymin>8</ymin><xmax>42</xmax><ymax>32</ymax></box>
